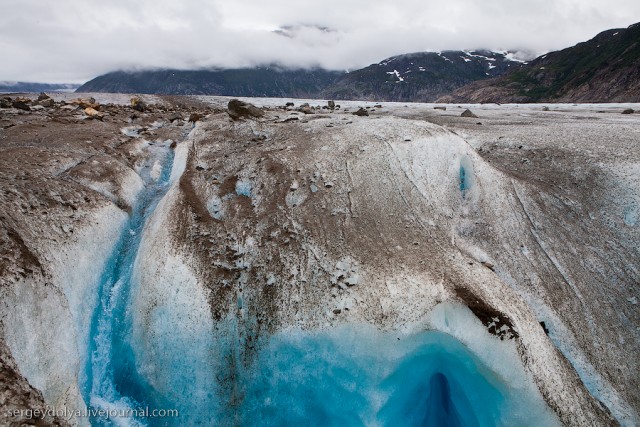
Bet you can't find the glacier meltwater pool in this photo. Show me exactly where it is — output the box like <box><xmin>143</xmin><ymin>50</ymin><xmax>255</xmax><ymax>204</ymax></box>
<box><xmin>86</xmin><ymin>297</ymin><xmax>559</xmax><ymax>426</ymax></box>
<box><xmin>220</xmin><ymin>326</ymin><xmax>559</xmax><ymax>427</ymax></box>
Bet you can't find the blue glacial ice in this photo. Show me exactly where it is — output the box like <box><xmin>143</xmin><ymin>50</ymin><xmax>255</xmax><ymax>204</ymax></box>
<box><xmin>228</xmin><ymin>325</ymin><xmax>558</xmax><ymax>427</ymax></box>
<box><xmin>235</xmin><ymin>179</ymin><xmax>252</xmax><ymax>197</ymax></box>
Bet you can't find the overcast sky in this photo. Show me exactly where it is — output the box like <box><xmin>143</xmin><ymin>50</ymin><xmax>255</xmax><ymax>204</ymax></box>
<box><xmin>1</xmin><ymin>0</ymin><xmax>639</xmax><ymax>83</ymax></box>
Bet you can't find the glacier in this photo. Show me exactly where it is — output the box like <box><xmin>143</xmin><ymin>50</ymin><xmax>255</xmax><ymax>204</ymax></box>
<box><xmin>0</xmin><ymin>95</ymin><xmax>637</xmax><ymax>426</ymax></box>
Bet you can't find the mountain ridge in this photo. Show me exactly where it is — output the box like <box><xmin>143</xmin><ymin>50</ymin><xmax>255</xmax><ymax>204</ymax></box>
<box><xmin>76</xmin><ymin>50</ymin><xmax>525</xmax><ymax>101</ymax></box>
<box><xmin>0</xmin><ymin>82</ymin><xmax>79</xmax><ymax>93</ymax></box>
<box><xmin>320</xmin><ymin>50</ymin><xmax>527</xmax><ymax>102</ymax></box>
<box><xmin>76</xmin><ymin>22</ymin><xmax>640</xmax><ymax>103</ymax></box>
<box><xmin>439</xmin><ymin>23</ymin><xmax>640</xmax><ymax>103</ymax></box>
<box><xmin>76</xmin><ymin>67</ymin><xmax>342</xmax><ymax>99</ymax></box>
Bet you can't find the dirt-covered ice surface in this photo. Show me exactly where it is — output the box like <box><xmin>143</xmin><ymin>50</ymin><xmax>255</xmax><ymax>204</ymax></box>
<box><xmin>0</xmin><ymin>94</ymin><xmax>638</xmax><ymax>426</ymax></box>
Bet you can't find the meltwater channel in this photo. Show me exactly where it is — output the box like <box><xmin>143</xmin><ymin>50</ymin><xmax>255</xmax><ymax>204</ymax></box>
<box><xmin>78</xmin><ymin>138</ymin><xmax>558</xmax><ymax>426</ymax></box>
<box><xmin>80</xmin><ymin>138</ymin><xmax>176</xmax><ymax>426</ymax></box>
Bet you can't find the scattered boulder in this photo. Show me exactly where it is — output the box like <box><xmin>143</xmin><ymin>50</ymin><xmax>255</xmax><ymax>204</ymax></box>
<box><xmin>61</xmin><ymin>104</ymin><xmax>79</xmax><ymax>111</ymax></box>
<box><xmin>297</xmin><ymin>103</ymin><xmax>314</xmax><ymax>114</ymax></box>
<box><xmin>461</xmin><ymin>109</ymin><xmax>478</xmax><ymax>118</ymax></box>
<box><xmin>188</xmin><ymin>113</ymin><xmax>201</xmax><ymax>123</ymax></box>
<box><xmin>0</xmin><ymin>97</ymin><xmax>12</xmax><ymax>108</ymax></box>
<box><xmin>37</xmin><ymin>92</ymin><xmax>50</xmax><ymax>101</ymax></box>
<box><xmin>84</xmin><ymin>107</ymin><xmax>103</xmax><ymax>120</ymax></box>
<box><xmin>434</xmin><ymin>106</ymin><xmax>446</xmax><ymax>110</ymax></box>
<box><xmin>39</xmin><ymin>98</ymin><xmax>55</xmax><ymax>108</ymax></box>
<box><xmin>130</xmin><ymin>96</ymin><xmax>147</xmax><ymax>112</ymax></box>
<box><xmin>12</xmin><ymin>98</ymin><xmax>31</xmax><ymax>111</ymax></box>
<box><xmin>353</xmin><ymin>108</ymin><xmax>369</xmax><ymax>117</ymax></box>
<box><xmin>542</xmin><ymin>106</ymin><xmax>550</xmax><ymax>111</ymax></box>
<box><xmin>285</xmin><ymin>102</ymin><xmax>295</xmax><ymax>107</ymax></box>
<box><xmin>622</xmin><ymin>108</ymin><xmax>634</xmax><ymax>114</ymax></box>
<box><xmin>327</xmin><ymin>100</ymin><xmax>336</xmax><ymax>110</ymax></box>
<box><xmin>70</xmin><ymin>97</ymin><xmax>100</xmax><ymax>109</ymax></box>
<box><xmin>168</xmin><ymin>112</ymin><xmax>183</xmax><ymax>123</ymax></box>
<box><xmin>227</xmin><ymin>99</ymin><xmax>264</xmax><ymax>120</ymax></box>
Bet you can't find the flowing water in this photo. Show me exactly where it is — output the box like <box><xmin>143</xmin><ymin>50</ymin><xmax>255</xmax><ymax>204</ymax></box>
<box><xmin>81</xmin><ymin>140</ymin><xmax>175</xmax><ymax>426</ymax></box>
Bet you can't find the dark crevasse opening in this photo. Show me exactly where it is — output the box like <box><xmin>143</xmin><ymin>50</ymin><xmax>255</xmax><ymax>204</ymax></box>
<box><xmin>384</xmin><ymin>371</ymin><xmax>469</xmax><ymax>427</ymax></box>
<box><xmin>425</xmin><ymin>373</ymin><xmax>465</xmax><ymax>427</ymax></box>
<box><xmin>376</xmin><ymin>336</ymin><xmax>495</xmax><ymax>427</ymax></box>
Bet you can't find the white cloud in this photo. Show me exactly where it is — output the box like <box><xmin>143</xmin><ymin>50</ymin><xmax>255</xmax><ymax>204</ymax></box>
<box><xmin>0</xmin><ymin>0</ymin><xmax>638</xmax><ymax>83</ymax></box>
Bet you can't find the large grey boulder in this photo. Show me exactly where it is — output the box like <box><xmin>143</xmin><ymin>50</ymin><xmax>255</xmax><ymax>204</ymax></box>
<box><xmin>227</xmin><ymin>99</ymin><xmax>264</xmax><ymax>120</ymax></box>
